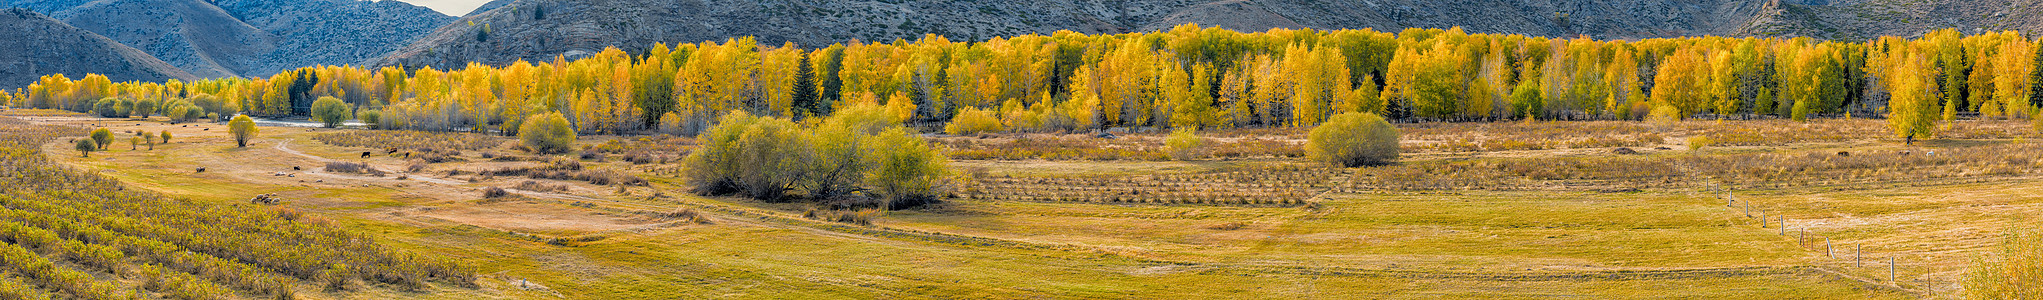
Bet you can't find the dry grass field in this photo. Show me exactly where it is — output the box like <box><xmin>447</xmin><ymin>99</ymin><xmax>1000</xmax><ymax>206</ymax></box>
<box><xmin>20</xmin><ymin>109</ymin><xmax>2039</xmax><ymax>298</ymax></box>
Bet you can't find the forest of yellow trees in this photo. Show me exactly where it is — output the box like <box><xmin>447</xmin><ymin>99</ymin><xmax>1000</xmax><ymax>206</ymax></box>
<box><xmin>6</xmin><ymin>25</ymin><xmax>2038</xmax><ymax>139</ymax></box>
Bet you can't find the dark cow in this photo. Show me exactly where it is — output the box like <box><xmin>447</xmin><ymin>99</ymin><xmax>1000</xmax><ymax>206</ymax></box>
<box><xmin>362</xmin><ymin>151</ymin><xmax>373</xmax><ymax>158</ymax></box>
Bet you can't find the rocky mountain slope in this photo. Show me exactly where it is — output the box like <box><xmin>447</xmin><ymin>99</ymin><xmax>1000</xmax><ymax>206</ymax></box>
<box><xmin>372</xmin><ymin>0</ymin><xmax>2043</xmax><ymax>70</ymax></box>
<box><xmin>10</xmin><ymin>0</ymin><xmax>450</xmax><ymax>78</ymax></box>
<box><xmin>0</xmin><ymin>8</ymin><xmax>195</xmax><ymax>87</ymax></box>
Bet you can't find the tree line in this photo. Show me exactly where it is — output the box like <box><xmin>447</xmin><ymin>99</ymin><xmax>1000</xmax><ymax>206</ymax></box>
<box><xmin>6</xmin><ymin>26</ymin><xmax>2039</xmax><ymax>138</ymax></box>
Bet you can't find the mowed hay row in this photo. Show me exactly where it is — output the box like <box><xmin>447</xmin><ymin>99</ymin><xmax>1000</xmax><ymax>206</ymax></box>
<box><xmin>312</xmin><ymin>130</ymin><xmax>505</xmax><ymax>151</ymax></box>
<box><xmin>964</xmin><ymin>165</ymin><xmax>1340</xmax><ymax>207</ymax></box>
<box><xmin>1345</xmin><ymin>141</ymin><xmax>2043</xmax><ymax>192</ymax></box>
<box><xmin>0</xmin><ymin>118</ymin><xmax>474</xmax><ymax>298</ymax></box>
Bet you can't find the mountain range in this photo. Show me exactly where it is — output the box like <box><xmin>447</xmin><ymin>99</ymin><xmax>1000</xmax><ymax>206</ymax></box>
<box><xmin>0</xmin><ymin>8</ymin><xmax>193</xmax><ymax>87</ymax></box>
<box><xmin>7</xmin><ymin>0</ymin><xmax>2043</xmax><ymax>87</ymax></box>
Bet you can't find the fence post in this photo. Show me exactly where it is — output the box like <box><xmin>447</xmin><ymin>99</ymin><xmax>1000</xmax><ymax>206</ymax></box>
<box><xmin>1856</xmin><ymin>244</ymin><xmax>1862</xmax><ymax>268</ymax></box>
<box><xmin>1825</xmin><ymin>237</ymin><xmax>1832</xmax><ymax>258</ymax></box>
<box><xmin>1889</xmin><ymin>257</ymin><xmax>1896</xmax><ymax>284</ymax></box>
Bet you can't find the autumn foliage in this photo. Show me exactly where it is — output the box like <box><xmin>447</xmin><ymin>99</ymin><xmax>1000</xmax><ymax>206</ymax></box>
<box><xmin>2</xmin><ymin>26</ymin><xmax>2039</xmax><ymax>141</ymax></box>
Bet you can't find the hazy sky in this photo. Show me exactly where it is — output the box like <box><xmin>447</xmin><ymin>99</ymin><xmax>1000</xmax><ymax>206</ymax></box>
<box><xmin>383</xmin><ymin>0</ymin><xmax>493</xmax><ymax>16</ymax></box>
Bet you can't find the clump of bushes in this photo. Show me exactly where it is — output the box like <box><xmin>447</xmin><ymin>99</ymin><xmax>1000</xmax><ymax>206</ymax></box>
<box><xmin>1165</xmin><ymin>128</ymin><xmax>1207</xmax><ymax>160</ymax></box>
<box><xmin>1966</xmin><ymin>229</ymin><xmax>2043</xmax><ymax>297</ymax></box>
<box><xmin>325</xmin><ymin>161</ymin><xmax>386</xmax><ymax>176</ymax></box>
<box><xmin>943</xmin><ymin>107</ymin><xmax>1003</xmax><ymax>135</ymax></box>
<box><xmin>313</xmin><ymin>130</ymin><xmax>502</xmax><ymax>150</ymax></box>
<box><xmin>513</xmin><ymin>180</ymin><xmax>570</xmax><ymax>192</ymax></box>
<box><xmin>1307</xmin><ymin>112</ymin><xmax>1399</xmax><ymax>167</ymax></box>
<box><xmin>686</xmin><ymin>105</ymin><xmax>954</xmax><ymax>209</ymax></box>
<box><xmin>481</xmin><ymin>187</ymin><xmax>510</xmax><ymax>198</ymax></box>
<box><xmin>310</xmin><ymin>97</ymin><xmax>352</xmax><ymax>128</ymax></box>
<box><xmin>482</xmin><ymin>158</ymin><xmax>645</xmax><ymax>186</ymax></box>
<box><xmin>519</xmin><ymin>113</ymin><xmax>577</xmax><ymax>154</ymax></box>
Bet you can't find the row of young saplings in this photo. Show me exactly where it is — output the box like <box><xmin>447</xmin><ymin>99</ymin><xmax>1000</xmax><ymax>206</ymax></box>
<box><xmin>0</xmin><ymin>119</ymin><xmax>473</xmax><ymax>299</ymax></box>
<box><xmin>961</xmin><ymin>193</ymin><xmax>1315</xmax><ymax>207</ymax></box>
<box><xmin>975</xmin><ymin>177</ymin><xmax>1332</xmax><ymax>190</ymax></box>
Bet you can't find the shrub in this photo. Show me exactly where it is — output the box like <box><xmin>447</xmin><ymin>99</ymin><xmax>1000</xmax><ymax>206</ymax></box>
<box><xmin>74</xmin><ymin>139</ymin><xmax>94</xmax><ymax>157</ymax></box>
<box><xmin>1687</xmin><ymin>135</ymin><xmax>1712</xmax><ymax>152</ymax></box>
<box><xmin>229</xmin><ymin>115</ymin><xmax>257</xmax><ymax>147</ymax></box>
<box><xmin>657</xmin><ymin>111</ymin><xmax>685</xmax><ymax>135</ymax></box>
<box><xmin>481</xmin><ymin>187</ymin><xmax>509</xmax><ymax>198</ymax></box>
<box><xmin>132</xmin><ymin>99</ymin><xmax>156</xmax><ymax>117</ymax></box>
<box><xmin>357</xmin><ymin>110</ymin><xmax>381</xmax><ymax>129</ymax></box>
<box><xmin>943</xmin><ymin>107</ymin><xmax>1003</xmax><ymax>135</ymax></box>
<box><xmin>324</xmin><ymin>162</ymin><xmax>384</xmax><ymax>176</ymax></box>
<box><xmin>1648</xmin><ymin>104</ymin><xmax>1681</xmax><ymax>127</ymax></box>
<box><xmin>866</xmin><ymin>127</ymin><xmax>951</xmax><ymax>208</ymax></box>
<box><xmin>165</xmin><ymin>102</ymin><xmax>204</xmax><ymax>123</ymax></box>
<box><xmin>518</xmin><ymin>113</ymin><xmax>576</xmax><ymax>154</ymax></box>
<box><xmin>92</xmin><ymin>97</ymin><xmax>126</xmax><ymax>118</ymax></box>
<box><xmin>159</xmin><ymin>130</ymin><xmax>171</xmax><ymax>144</ymax></box>
<box><xmin>1165</xmin><ymin>128</ymin><xmax>1206</xmax><ymax>160</ymax></box>
<box><xmin>686</xmin><ymin>107</ymin><xmax>953</xmax><ymax>208</ymax></box>
<box><xmin>311</xmin><ymin>97</ymin><xmax>351</xmax><ymax>128</ymax></box>
<box><xmin>89</xmin><ymin>128</ymin><xmax>111</xmax><ymax>149</ymax></box>
<box><xmin>1307</xmin><ymin>112</ymin><xmax>1399</xmax><ymax>167</ymax></box>
<box><xmin>1965</xmin><ymin>229</ymin><xmax>2043</xmax><ymax>298</ymax></box>
<box><xmin>733</xmin><ymin>117</ymin><xmax>810</xmax><ymax>199</ymax></box>
<box><xmin>684</xmin><ymin>111</ymin><xmax>762</xmax><ymax>195</ymax></box>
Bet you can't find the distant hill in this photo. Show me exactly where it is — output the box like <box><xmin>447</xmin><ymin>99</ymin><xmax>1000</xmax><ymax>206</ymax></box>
<box><xmin>372</xmin><ymin>0</ymin><xmax>2043</xmax><ymax>70</ymax></box>
<box><xmin>0</xmin><ymin>8</ymin><xmax>195</xmax><ymax>87</ymax></box>
<box><xmin>10</xmin><ymin>0</ymin><xmax>451</xmax><ymax>78</ymax></box>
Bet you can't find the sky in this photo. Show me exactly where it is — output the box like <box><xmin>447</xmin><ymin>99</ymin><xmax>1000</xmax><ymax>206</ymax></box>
<box><xmin>382</xmin><ymin>0</ymin><xmax>493</xmax><ymax>16</ymax></box>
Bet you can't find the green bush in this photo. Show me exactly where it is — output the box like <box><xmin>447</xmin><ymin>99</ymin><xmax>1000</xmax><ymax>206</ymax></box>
<box><xmin>229</xmin><ymin>115</ymin><xmax>257</xmax><ymax>147</ymax></box>
<box><xmin>1165</xmin><ymin>128</ymin><xmax>1206</xmax><ymax>160</ymax></box>
<box><xmin>1307</xmin><ymin>112</ymin><xmax>1399</xmax><ymax>167</ymax></box>
<box><xmin>685</xmin><ymin>105</ymin><xmax>952</xmax><ymax>208</ymax></box>
<box><xmin>865</xmin><ymin>127</ymin><xmax>951</xmax><ymax>208</ymax></box>
<box><xmin>684</xmin><ymin>111</ymin><xmax>763</xmax><ymax>195</ymax></box>
<box><xmin>517</xmin><ymin>113</ymin><xmax>576</xmax><ymax>154</ymax></box>
<box><xmin>89</xmin><ymin>128</ymin><xmax>112</xmax><ymax>150</ymax></box>
<box><xmin>92</xmin><ymin>98</ymin><xmax>126</xmax><ymax>118</ymax></box>
<box><xmin>310</xmin><ymin>97</ymin><xmax>351</xmax><ymax>128</ymax></box>
<box><xmin>733</xmin><ymin>117</ymin><xmax>811</xmax><ymax>200</ymax></box>
<box><xmin>357</xmin><ymin>110</ymin><xmax>381</xmax><ymax>129</ymax></box>
<box><xmin>74</xmin><ymin>139</ymin><xmax>95</xmax><ymax>157</ymax></box>
<box><xmin>132</xmin><ymin>99</ymin><xmax>156</xmax><ymax>118</ymax></box>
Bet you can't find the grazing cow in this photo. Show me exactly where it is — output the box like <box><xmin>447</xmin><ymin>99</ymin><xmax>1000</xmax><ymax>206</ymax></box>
<box><xmin>292</xmin><ymin>166</ymin><xmax>301</xmax><ymax>171</ymax></box>
<box><xmin>362</xmin><ymin>151</ymin><xmax>373</xmax><ymax>158</ymax></box>
<box><xmin>195</xmin><ymin>167</ymin><xmax>205</xmax><ymax>173</ymax></box>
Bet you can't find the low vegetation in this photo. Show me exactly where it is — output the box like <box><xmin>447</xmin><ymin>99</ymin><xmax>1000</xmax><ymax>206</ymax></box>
<box><xmin>310</xmin><ymin>97</ymin><xmax>351</xmax><ymax>128</ymax></box>
<box><xmin>0</xmin><ymin>118</ymin><xmax>473</xmax><ymax>299</ymax></box>
<box><xmin>518</xmin><ymin>113</ymin><xmax>576</xmax><ymax>154</ymax></box>
<box><xmin>312</xmin><ymin>130</ymin><xmax>503</xmax><ymax>151</ymax></box>
<box><xmin>1307</xmin><ymin>112</ymin><xmax>1399</xmax><ymax>167</ymax></box>
<box><xmin>686</xmin><ymin>106</ymin><xmax>953</xmax><ymax>209</ymax></box>
<box><xmin>1965</xmin><ymin>228</ymin><xmax>2043</xmax><ymax>298</ymax></box>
